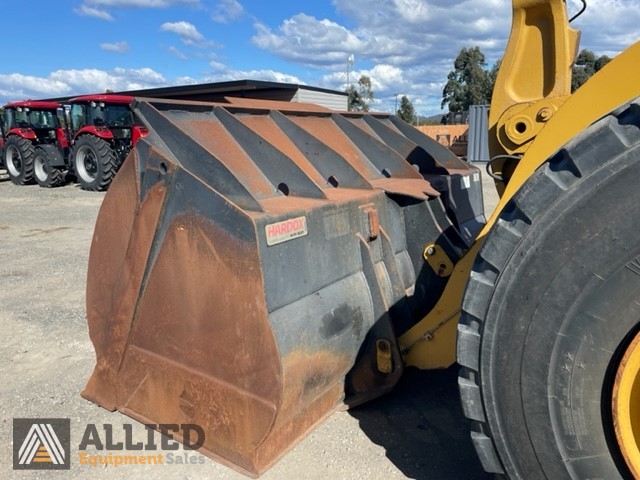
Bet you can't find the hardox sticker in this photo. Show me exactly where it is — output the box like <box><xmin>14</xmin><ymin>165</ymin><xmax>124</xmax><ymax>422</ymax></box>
<box><xmin>265</xmin><ymin>216</ymin><xmax>308</xmax><ymax>246</ymax></box>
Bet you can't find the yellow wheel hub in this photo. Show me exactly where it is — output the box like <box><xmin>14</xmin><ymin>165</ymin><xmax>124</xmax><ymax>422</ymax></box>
<box><xmin>613</xmin><ymin>329</ymin><xmax>640</xmax><ymax>478</ymax></box>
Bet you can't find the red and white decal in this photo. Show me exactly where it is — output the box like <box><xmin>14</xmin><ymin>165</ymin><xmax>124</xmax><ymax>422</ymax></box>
<box><xmin>265</xmin><ymin>216</ymin><xmax>308</xmax><ymax>246</ymax></box>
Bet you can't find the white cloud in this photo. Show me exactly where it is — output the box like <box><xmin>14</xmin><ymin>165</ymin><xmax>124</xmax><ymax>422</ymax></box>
<box><xmin>208</xmin><ymin>60</ymin><xmax>227</xmax><ymax>71</ymax></box>
<box><xmin>160</xmin><ymin>21</ymin><xmax>220</xmax><ymax>48</ymax></box>
<box><xmin>0</xmin><ymin>74</ymin><xmax>71</xmax><ymax>99</ymax></box>
<box><xmin>74</xmin><ymin>0</ymin><xmax>200</xmax><ymax>21</ymax></box>
<box><xmin>205</xmin><ymin>61</ymin><xmax>303</xmax><ymax>84</ymax></box>
<box><xmin>248</xmin><ymin>0</ymin><xmax>640</xmax><ymax>115</ymax></box>
<box><xmin>0</xmin><ymin>67</ymin><xmax>167</xmax><ymax>103</ymax></box>
<box><xmin>100</xmin><ymin>41</ymin><xmax>130</xmax><ymax>53</ymax></box>
<box><xmin>212</xmin><ymin>0</ymin><xmax>245</xmax><ymax>23</ymax></box>
<box><xmin>363</xmin><ymin>64</ymin><xmax>404</xmax><ymax>91</ymax></box>
<box><xmin>167</xmin><ymin>46</ymin><xmax>188</xmax><ymax>60</ymax></box>
<box><xmin>565</xmin><ymin>0</ymin><xmax>640</xmax><ymax>56</ymax></box>
<box><xmin>174</xmin><ymin>75</ymin><xmax>199</xmax><ymax>85</ymax></box>
<box><xmin>254</xmin><ymin>1</ymin><xmax>509</xmax><ymax>70</ymax></box>
<box><xmin>85</xmin><ymin>0</ymin><xmax>199</xmax><ymax>7</ymax></box>
<box><xmin>322</xmin><ymin>64</ymin><xmax>404</xmax><ymax>92</ymax></box>
<box><xmin>50</xmin><ymin>67</ymin><xmax>167</xmax><ymax>92</ymax></box>
<box><xmin>73</xmin><ymin>4</ymin><xmax>114</xmax><ymax>20</ymax></box>
<box><xmin>392</xmin><ymin>0</ymin><xmax>433</xmax><ymax>23</ymax></box>
<box><xmin>0</xmin><ymin>62</ymin><xmax>303</xmax><ymax>105</ymax></box>
<box><xmin>252</xmin><ymin>14</ymin><xmax>366</xmax><ymax>69</ymax></box>
<box><xmin>161</xmin><ymin>21</ymin><xmax>203</xmax><ymax>41</ymax></box>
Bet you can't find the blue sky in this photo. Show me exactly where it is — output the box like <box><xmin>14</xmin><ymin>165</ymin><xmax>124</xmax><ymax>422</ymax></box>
<box><xmin>0</xmin><ymin>0</ymin><xmax>638</xmax><ymax>115</ymax></box>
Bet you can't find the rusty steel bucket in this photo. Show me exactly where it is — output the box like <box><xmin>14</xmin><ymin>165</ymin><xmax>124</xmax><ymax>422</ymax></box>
<box><xmin>82</xmin><ymin>97</ymin><xmax>484</xmax><ymax>476</ymax></box>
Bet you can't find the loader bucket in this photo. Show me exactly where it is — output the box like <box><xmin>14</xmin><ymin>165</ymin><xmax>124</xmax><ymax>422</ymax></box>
<box><xmin>82</xmin><ymin>97</ymin><xmax>484</xmax><ymax>476</ymax></box>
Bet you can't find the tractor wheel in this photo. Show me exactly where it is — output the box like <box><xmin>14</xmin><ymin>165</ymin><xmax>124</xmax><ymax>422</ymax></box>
<box><xmin>71</xmin><ymin>135</ymin><xmax>117</xmax><ymax>191</ymax></box>
<box><xmin>4</xmin><ymin>136</ymin><xmax>35</xmax><ymax>185</ymax></box>
<box><xmin>34</xmin><ymin>146</ymin><xmax>65</xmax><ymax>188</ymax></box>
<box><xmin>458</xmin><ymin>99</ymin><xmax>640</xmax><ymax>479</ymax></box>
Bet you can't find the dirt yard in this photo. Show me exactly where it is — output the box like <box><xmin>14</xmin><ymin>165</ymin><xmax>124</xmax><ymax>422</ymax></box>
<box><xmin>0</xmin><ymin>166</ymin><xmax>498</xmax><ymax>480</ymax></box>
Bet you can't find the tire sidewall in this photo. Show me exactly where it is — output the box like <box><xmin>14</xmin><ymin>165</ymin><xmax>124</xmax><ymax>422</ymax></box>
<box><xmin>33</xmin><ymin>146</ymin><xmax>65</xmax><ymax>188</ymax></box>
<box><xmin>72</xmin><ymin>135</ymin><xmax>114</xmax><ymax>191</ymax></box>
<box><xmin>33</xmin><ymin>148</ymin><xmax>49</xmax><ymax>185</ymax></box>
<box><xmin>5</xmin><ymin>136</ymin><xmax>35</xmax><ymax>184</ymax></box>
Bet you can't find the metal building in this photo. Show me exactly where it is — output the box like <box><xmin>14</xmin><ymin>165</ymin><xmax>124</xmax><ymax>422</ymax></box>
<box><xmin>466</xmin><ymin>104</ymin><xmax>490</xmax><ymax>162</ymax></box>
<box><xmin>119</xmin><ymin>80</ymin><xmax>349</xmax><ymax>111</ymax></box>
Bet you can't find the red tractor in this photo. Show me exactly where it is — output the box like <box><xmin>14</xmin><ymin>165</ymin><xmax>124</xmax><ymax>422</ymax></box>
<box><xmin>68</xmin><ymin>94</ymin><xmax>148</xmax><ymax>191</ymax></box>
<box><xmin>1</xmin><ymin>100</ymin><xmax>69</xmax><ymax>187</ymax></box>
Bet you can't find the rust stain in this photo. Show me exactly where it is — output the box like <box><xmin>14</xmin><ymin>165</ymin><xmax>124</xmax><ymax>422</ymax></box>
<box><xmin>83</xmin><ymin>150</ymin><xmax>169</xmax><ymax>410</ymax></box>
<box><xmin>278</xmin><ymin>349</ymin><xmax>351</xmax><ymax>421</ymax></box>
<box><xmin>342</xmin><ymin>116</ymin><xmax>381</xmax><ymax>140</ymax></box>
<box><xmin>371</xmin><ymin>177</ymin><xmax>440</xmax><ymax>198</ymax></box>
<box><xmin>290</xmin><ymin>116</ymin><xmax>381</xmax><ymax>179</ymax></box>
<box><xmin>128</xmin><ymin>213</ymin><xmax>279</xmax><ymax>398</ymax></box>
<box><xmin>171</xmin><ymin>116</ymin><xmax>275</xmax><ymax>198</ymax></box>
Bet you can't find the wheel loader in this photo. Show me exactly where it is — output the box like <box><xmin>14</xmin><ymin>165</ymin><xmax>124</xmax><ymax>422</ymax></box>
<box><xmin>81</xmin><ymin>0</ymin><xmax>640</xmax><ymax>478</ymax></box>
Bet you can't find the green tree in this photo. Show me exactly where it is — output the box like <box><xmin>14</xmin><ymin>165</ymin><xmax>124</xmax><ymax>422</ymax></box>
<box><xmin>347</xmin><ymin>75</ymin><xmax>374</xmax><ymax>111</ymax></box>
<box><xmin>487</xmin><ymin>58</ymin><xmax>501</xmax><ymax>102</ymax></box>
<box><xmin>441</xmin><ymin>47</ymin><xmax>493</xmax><ymax>113</ymax></box>
<box><xmin>357</xmin><ymin>75</ymin><xmax>373</xmax><ymax>110</ymax></box>
<box><xmin>396</xmin><ymin>95</ymin><xmax>416</xmax><ymax>124</ymax></box>
<box><xmin>571</xmin><ymin>49</ymin><xmax>611</xmax><ymax>92</ymax></box>
<box><xmin>346</xmin><ymin>84</ymin><xmax>362</xmax><ymax>111</ymax></box>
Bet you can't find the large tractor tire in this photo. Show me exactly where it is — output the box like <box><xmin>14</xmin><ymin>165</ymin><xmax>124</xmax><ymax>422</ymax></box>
<box><xmin>458</xmin><ymin>99</ymin><xmax>640</xmax><ymax>479</ymax></box>
<box><xmin>34</xmin><ymin>146</ymin><xmax>65</xmax><ymax>188</ymax></box>
<box><xmin>4</xmin><ymin>136</ymin><xmax>35</xmax><ymax>185</ymax></box>
<box><xmin>71</xmin><ymin>135</ymin><xmax>117</xmax><ymax>191</ymax></box>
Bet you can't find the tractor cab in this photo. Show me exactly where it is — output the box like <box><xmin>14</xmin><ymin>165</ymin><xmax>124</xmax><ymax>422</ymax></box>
<box><xmin>3</xmin><ymin>101</ymin><xmax>67</xmax><ymax>146</ymax></box>
<box><xmin>68</xmin><ymin>95</ymin><xmax>146</xmax><ymax>150</ymax></box>
<box><xmin>69</xmin><ymin>96</ymin><xmax>134</xmax><ymax>134</ymax></box>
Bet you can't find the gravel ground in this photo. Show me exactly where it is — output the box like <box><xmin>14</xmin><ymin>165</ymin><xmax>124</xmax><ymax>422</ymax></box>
<box><xmin>0</xmin><ymin>165</ymin><xmax>498</xmax><ymax>480</ymax></box>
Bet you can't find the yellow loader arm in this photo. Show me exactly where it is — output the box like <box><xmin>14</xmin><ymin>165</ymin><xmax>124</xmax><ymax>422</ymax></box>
<box><xmin>401</xmin><ymin>0</ymin><xmax>640</xmax><ymax>370</ymax></box>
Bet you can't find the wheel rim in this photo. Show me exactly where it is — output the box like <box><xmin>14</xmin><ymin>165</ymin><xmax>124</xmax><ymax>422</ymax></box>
<box><xmin>76</xmin><ymin>145</ymin><xmax>98</xmax><ymax>182</ymax></box>
<box><xmin>613</xmin><ymin>328</ymin><xmax>640</xmax><ymax>478</ymax></box>
<box><xmin>5</xmin><ymin>145</ymin><xmax>22</xmax><ymax>176</ymax></box>
<box><xmin>34</xmin><ymin>154</ymin><xmax>48</xmax><ymax>182</ymax></box>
